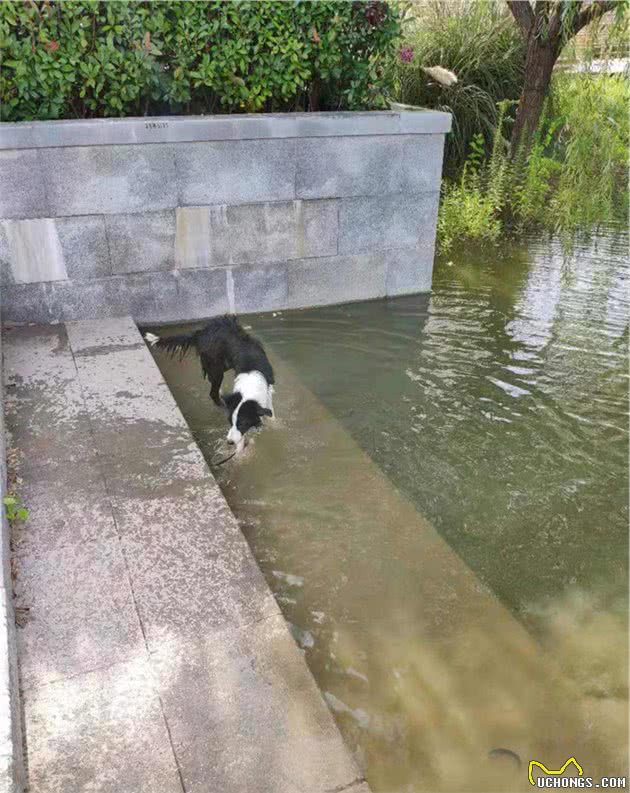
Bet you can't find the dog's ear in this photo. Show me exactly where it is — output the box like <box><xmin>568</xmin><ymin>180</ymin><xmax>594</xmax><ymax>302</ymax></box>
<box><xmin>223</xmin><ymin>392</ymin><xmax>241</xmax><ymax>413</ymax></box>
<box><xmin>257</xmin><ymin>406</ymin><xmax>273</xmax><ymax>417</ymax></box>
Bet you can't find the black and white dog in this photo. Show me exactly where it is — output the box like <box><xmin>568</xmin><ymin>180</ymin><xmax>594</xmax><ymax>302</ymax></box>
<box><xmin>145</xmin><ymin>316</ymin><xmax>274</xmax><ymax>447</ymax></box>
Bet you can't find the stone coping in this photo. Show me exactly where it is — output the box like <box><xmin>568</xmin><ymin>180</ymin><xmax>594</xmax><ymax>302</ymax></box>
<box><xmin>0</xmin><ymin>111</ymin><xmax>452</xmax><ymax>150</ymax></box>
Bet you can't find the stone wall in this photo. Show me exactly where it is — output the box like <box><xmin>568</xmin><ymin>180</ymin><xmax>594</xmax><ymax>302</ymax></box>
<box><xmin>0</xmin><ymin>112</ymin><xmax>450</xmax><ymax>324</ymax></box>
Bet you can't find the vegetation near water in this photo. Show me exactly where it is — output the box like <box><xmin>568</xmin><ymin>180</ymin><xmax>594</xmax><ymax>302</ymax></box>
<box><xmin>437</xmin><ymin>73</ymin><xmax>629</xmax><ymax>252</ymax></box>
<box><xmin>394</xmin><ymin>1</ymin><xmax>629</xmax><ymax>251</ymax></box>
<box><xmin>395</xmin><ymin>1</ymin><xmax>527</xmax><ymax>170</ymax></box>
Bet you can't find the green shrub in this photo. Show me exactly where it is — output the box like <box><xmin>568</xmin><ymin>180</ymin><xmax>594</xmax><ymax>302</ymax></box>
<box><xmin>394</xmin><ymin>0</ymin><xmax>526</xmax><ymax>171</ymax></box>
<box><xmin>437</xmin><ymin>165</ymin><xmax>502</xmax><ymax>254</ymax></box>
<box><xmin>508</xmin><ymin>74</ymin><xmax>629</xmax><ymax>239</ymax></box>
<box><xmin>0</xmin><ymin>1</ymin><xmax>403</xmax><ymax>121</ymax></box>
<box><xmin>436</xmin><ymin>74</ymin><xmax>629</xmax><ymax>252</ymax></box>
<box><xmin>544</xmin><ymin>73</ymin><xmax>629</xmax><ymax>237</ymax></box>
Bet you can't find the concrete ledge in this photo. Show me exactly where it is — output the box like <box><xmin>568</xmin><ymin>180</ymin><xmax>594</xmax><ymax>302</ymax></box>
<box><xmin>0</xmin><ymin>321</ymin><xmax>25</xmax><ymax>793</ymax></box>
<box><xmin>0</xmin><ymin>111</ymin><xmax>452</xmax><ymax>150</ymax></box>
<box><xmin>3</xmin><ymin>317</ymin><xmax>367</xmax><ymax>792</ymax></box>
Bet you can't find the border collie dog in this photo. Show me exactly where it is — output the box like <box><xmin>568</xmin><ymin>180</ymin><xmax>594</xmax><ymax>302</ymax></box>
<box><xmin>145</xmin><ymin>316</ymin><xmax>274</xmax><ymax>447</ymax></box>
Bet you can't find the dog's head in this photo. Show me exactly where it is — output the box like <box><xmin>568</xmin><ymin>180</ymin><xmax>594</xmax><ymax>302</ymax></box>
<box><xmin>224</xmin><ymin>392</ymin><xmax>272</xmax><ymax>445</ymax></box>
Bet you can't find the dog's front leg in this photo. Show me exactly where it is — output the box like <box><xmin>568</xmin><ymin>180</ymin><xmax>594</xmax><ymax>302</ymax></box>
<box><xmin>268</xmin><ymin>385</ymin><xmax>275</xmax><ymax>419</ymax></box>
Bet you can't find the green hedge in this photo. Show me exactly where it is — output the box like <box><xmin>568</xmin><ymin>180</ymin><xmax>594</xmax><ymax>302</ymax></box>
<box><xmin>0</xmin><ymin>1</ymin><xmax>403</xmax><ymax>121</ymax></box>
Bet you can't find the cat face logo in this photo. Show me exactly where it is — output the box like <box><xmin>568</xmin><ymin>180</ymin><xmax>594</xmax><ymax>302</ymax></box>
<box><xmin>528</xmin><ymin>757</ymin><xmax>583</xmax><ymax>785</ymax></box>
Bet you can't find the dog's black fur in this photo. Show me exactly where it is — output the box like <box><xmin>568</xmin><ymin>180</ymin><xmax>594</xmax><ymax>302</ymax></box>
<box><xmin>146</xmin><ymin>315</ymin><xmax>274</xmax><ymax>439</ymax></box>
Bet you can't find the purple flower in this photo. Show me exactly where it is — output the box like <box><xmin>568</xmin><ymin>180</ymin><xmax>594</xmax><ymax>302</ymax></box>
<box><xmin>399</xmin><ymin>46</ymin><xmax>414</xmax><ymax>64</ymax></box>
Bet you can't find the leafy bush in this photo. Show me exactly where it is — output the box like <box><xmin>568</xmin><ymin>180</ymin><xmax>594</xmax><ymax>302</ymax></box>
<box><xmin>0</xmin><ymin>0</ymin><xmax>403</xmax><ymax>121</ymax></box>
<box><xmin>436</xmin><ymin>167</ymin><xmax>502</xmax><ymax>254</ymax></box>
<box><xmin>544</xmin><ymin>73</ymin><xmax>629</xmax><ymax>237</ymax></box>
<box><xmin>394</xmin><ymin>0</ymin><xmax>526</xmax><ymax>171</ymax></box>
<box><xmin>437</xmin><ymin>74</ymin><xmax>629</xmax><ymax>253</ymax></box>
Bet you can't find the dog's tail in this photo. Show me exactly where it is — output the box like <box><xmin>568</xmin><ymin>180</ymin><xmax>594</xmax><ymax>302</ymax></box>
<box><xmin>144</xmin><ymin>330</ymin><xmax>200</xmax><ymax>359</ymax></box>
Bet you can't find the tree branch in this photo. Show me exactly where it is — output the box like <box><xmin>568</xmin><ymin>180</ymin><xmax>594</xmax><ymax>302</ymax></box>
<box><xmin>535</xmin><ymin>1</ymin><xmax>553</xmax><ymax>23</ymax></box>
<box><xmin>549</xmin><ymin>0</ymin><xmax>580</xmax><ymax>41</ymax></box>
<box><xmin>571</xmin><ymin>0</ymin><xmax>618</xmax><ymax>36</ymax></box>
<box><xmin>507</xmin><ymin>1</ymin><xmax>535</xmax><ymax>38</ymax></box>
<box><xmin>533</xmin><ymin>1</ymin><xmax>555</xmax><ymax>39</ymax></box>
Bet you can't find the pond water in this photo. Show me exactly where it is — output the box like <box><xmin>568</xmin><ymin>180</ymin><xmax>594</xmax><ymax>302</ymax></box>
<box><xmin>149</xmin><ymin>230</ymin><xmax>628</xmax><ymax>793</ymax></box>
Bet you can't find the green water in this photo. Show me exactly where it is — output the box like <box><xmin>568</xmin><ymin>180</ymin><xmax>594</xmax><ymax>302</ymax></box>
<box><xmin>252</xmin><ymin>236</ymin><xmax>628</xmax><ymax>618</ymax></box>
<box><xmin>150</xmin><ymin>230</ymin><xmax>628</xmax><ymax>792</ymax></box>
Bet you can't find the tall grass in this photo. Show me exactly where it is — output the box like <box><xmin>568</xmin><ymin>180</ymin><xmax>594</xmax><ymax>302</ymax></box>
<box><xmin>395</xmin><ymin>1</ymin><xmax>526</xmax><ymax>171</ymax></box>
<box><xmin>437</xmin><ymin>74</ymin><xmax>629</xmax><ymax>253</ymax></box>
<box><xmin>545</xmin><ymin>74</ymin><xmax>629</xmax><ymax>236</ymax></box>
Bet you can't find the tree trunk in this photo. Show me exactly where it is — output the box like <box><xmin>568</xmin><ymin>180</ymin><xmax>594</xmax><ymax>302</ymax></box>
<box><xmin>308</xmin><ymin>78</ymin><xmax>320</xmax><ymax>112</ymax></box>
<box><xmin>510</xmin><ymin>37</ymin><xmax>559</xmax><ymax>155</ymax></box>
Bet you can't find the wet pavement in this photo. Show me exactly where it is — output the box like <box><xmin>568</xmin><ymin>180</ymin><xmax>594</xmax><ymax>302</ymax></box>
<box><xmin>3</xmin><ymin>317</ymin><xmax>365</xmax><ymax>793</ymax></box>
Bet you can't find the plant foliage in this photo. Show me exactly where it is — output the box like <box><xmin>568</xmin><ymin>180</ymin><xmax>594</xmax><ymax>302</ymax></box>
<box><xmin>0</xmin><ymin>0</ymin><xmax>403</xmax><ymax>121</ymax></box>
<box><xmin>395</xmin><ymin>0</ymin><xmax>526</xmax><ymax>171</ymax></box>
<box><xmin>2</xmin><ymin>496</ymin><xmax>28</xmax><ymax>524</ymax></box>
<box><xmin>437</xmin><ymin>74</ymin><xmax>629</xmax><ymax>252</ymax></box>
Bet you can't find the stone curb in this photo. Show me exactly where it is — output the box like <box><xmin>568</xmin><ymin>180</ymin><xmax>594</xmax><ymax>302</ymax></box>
<box><xmin>0</xmin><ymin>321</ymin><xmax>25</xmax><ymax>793</ymax></box>
<box><xmin>0</xmin><ymin>111</ymin><xmax>452</xmax><ymax>150</ymax></box>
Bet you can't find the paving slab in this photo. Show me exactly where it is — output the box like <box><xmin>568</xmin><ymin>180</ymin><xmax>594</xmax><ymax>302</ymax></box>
<box><xmin>3</xmin><ymin>324</ymin><xmax>77</xmax><ymax>386</ymax></box>
<box><xmin>13</xmin><ymin>536</ymin><xmax>143</xmax><ymax>691</ymax></box>
<box><xmin>151</xmin><ymin>614</ymin><xmax>365</xmax><ymax>793</ymax></box>
<box><xmin>11</xmin><ymin>467</ymin><xmax>114</xmax><ymax>558</ymax></box>
<box><xmin>111</xmin><ymin>483</ymin><xmax>279</xmax><ymax>651</ymax></box>
<box><xmin>3</xmin><ymin>325</ymin><xmax>95</xmax><ymax>477</ymax></box>
<box><xmin>65</xmin><ymin>314</ymin><xmax>141</xmax><ymax>353</ymax></box>
<box><xmin>23</xmin><ymin>657</ymin><xmax>182</xmax><ymax>793</ymax></box>
<box><xmin>5</xmin><ymin>317</ymin><xmax>367</xmax><ymax>793</ymax></box>
<box><xmin>71</xmin><ymin>346</ymin><xmax>190</xmax><ymax>457</ymax></box>
<box><xmin>99</xmin><ymin>437</ymin><xmax>211</xmax><ymax>499</ymax></box>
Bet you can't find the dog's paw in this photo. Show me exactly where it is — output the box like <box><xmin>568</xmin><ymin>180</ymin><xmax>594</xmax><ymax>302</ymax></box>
<box><xmin>144</xmin><ymin>332</ymin><xmax>159</xmax><ymax>347</ymax></box>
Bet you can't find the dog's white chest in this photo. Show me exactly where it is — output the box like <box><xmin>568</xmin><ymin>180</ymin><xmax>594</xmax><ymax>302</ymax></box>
<box><xmin>233</xmin><ymin>371</ymin><xmax>273</xmax><ymax>411</ymax></box>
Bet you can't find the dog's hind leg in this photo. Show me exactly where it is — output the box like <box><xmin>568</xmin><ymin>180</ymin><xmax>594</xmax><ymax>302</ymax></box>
<box><xmin>209</xmin><ymin>368</ymin><xmax>225</xmax><ymax>407</ymax></box>
<box><xmin>199</xmin><ymin>354</ymin><xmax>225</xmax><ymax>406</ymax></box>
<box><xmin>209</xmin><ymin>380</ymin><xmax>224</xmax><ymax>407</ymax></box>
